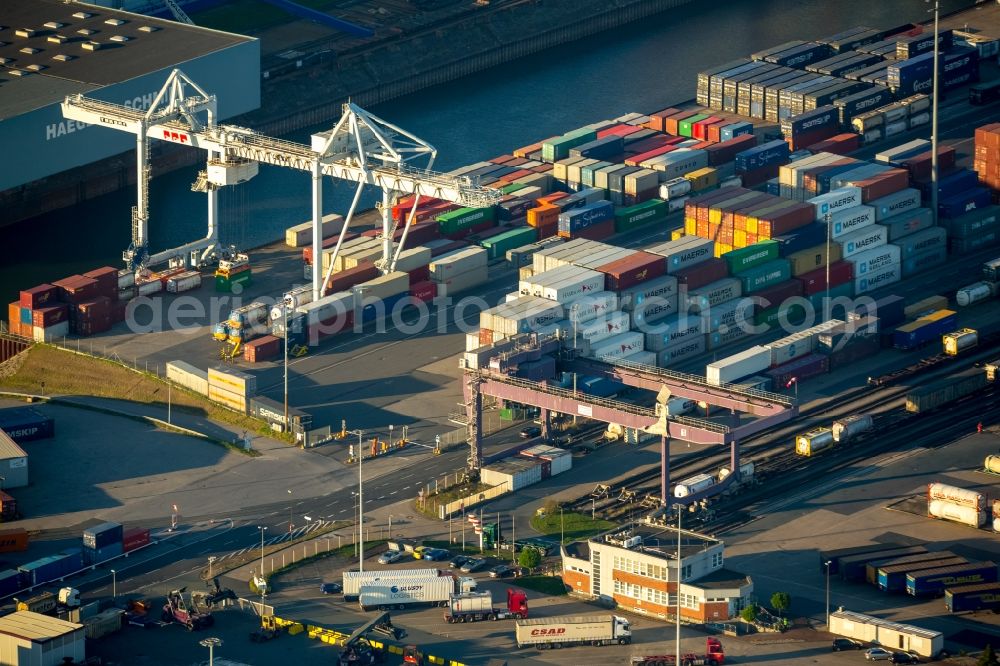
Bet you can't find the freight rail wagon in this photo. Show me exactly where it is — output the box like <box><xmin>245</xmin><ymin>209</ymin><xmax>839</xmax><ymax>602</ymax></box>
<box><xmin>945</xmin><ymin>582</ymin><xmax>1000</xmax><ymax>612</ymax></box>
<box><xmin>906</xmin><ymin>561</ymin><xmax>999</xmax><ymax>597</ymax></box>
<box><xmin>905</xmin><ymin>367</ymin><xmax>989</xmax><ymax>413</ymax></box>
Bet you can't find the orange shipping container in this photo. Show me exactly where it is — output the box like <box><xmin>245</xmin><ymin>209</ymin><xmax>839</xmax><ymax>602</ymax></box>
<box><xmin>0</xmin><ymin>528</ymin><xmax>29</xmax><ymax>553</ymax></box>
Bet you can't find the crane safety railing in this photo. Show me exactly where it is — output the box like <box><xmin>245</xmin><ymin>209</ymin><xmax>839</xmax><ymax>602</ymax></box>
<box><xmin>607</xmin><ymin>358</ymin><xmax>796</xmax><ymax>408</ymax></box>
<box><xmin>475</xmin><ymin>371</ymin><xmax>731</xmax><ymax>434</ymax></box>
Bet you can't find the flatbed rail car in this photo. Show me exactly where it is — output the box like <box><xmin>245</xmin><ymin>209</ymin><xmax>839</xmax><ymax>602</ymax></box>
<box><xmin>869</xmin><ymin>331</ymin><xmax>1000</xmax><ymax>388</ymax></box>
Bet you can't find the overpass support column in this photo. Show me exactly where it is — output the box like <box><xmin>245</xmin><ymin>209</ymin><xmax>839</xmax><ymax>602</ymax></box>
<box><xmin>540</xmin><ymin>408</ymin><xmax>550</xmax><ymax>440</ymax></box>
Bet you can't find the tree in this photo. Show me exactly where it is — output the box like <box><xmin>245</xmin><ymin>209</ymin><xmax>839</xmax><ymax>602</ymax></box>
<box><xmin>979</xmin><ymin>644</ymin><xmax>1000</xmax><ymax>666</ymax></box>
<box><xmin>739</xmin><ymin>606</ymin><xmax>757</xmax><ymax>623</ymax></box>
<box><xmin>518</xmin><ymin>546</ymin><xmax>542</xmax><ymax>571</ymax></box>
<box><xmin>771</xmin><ymin>591</ymin><xmax>791</xmax><ymax>617</ymax></box>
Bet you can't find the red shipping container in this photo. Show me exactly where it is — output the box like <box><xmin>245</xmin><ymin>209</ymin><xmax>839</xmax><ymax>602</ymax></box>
<box><xmin>393</xmin><ymin>197</ymin><xmax>442</xmax><ymax>221</ymax></box>
<box><xmin>20</xmin><ymin>284</ymin><xmax>60</xmax><ymax>309</ymax></box>
<box><xmin>360</xmin><ymin>229</ymin><xmax>380</xmax><ymax>238</ymax></box>
<box><xmin>705</xmin><ymin>135</ymin><xmax>758</xmax><ymax>167</ymax></box>
<box><xmin>32</xmin><ymin>305</ymin><xmax>68</xmax><ymax>328</ymax></box>
<box><xmin>324</xmin><ymin>262</ymin><xmax>380</xmax><ymax>296</ymax></box>
<box><xmin>826</xmin><ymin>335</ymin><xmax>880</xmax><ymax>369</ymax></box>
<box><xmin>244</xmin><ymin>335</ymin><xmax>281</xmax><ymax>363</ymax></box>
<box><xmin>796</xmin><ymin>260</ymin><xmax>853</xmax><ymax>295</ymax></box>
<box><xmin>557</xmin><ymin>219</ymin><xmax>614</xmax><ymax>241</ymax></box>
<box><xmin>646</xmin><ymin>107</ymin><xmax>681</xmax><ymax>132</ymax></box>
<box><xmin>673</xmin><ymin>258</ymin><xmax>728</xmax><ymax>290</ymax></box>
<box><xmin>759</xmin><ymin>203</ymin><xmax>814</xmax><ymax>237</ymax></box>
<box><xmin>900</xmin><ymin>146</ymin><xmax>956</xmax><ymax>182</ymax></box>
<box><xmin>807</xmin><ymin>133</ymin><xmax>860</xmax><ymax>155</ymax></box>
<box><xmin>536</xmin><ymin>222</ymin><xmax>559</xmax><ymax>239</ymax></box>
<box><xmin>765</xmin><ymin>352</ymin><xmax>829</xmax><ymax>387</ymax></box>
<box><xmin>625</xmin><ymin>143</ymin><xmax>680</xmax><ymax>167</ymax></box>
<box><xmin>409</xmin><ymin>280</ymin><xmax>437</xmax><ymax>303</ymax></box>
<box><xmin>751</xmin><ymin>279</ymin><xmax>804</xmax><ymax>313</ymax></box>
<box><xmin>73</xmin><ymin>317</ymin><xmax>112</xmax><ymax>336</ymax></box>
<box><xmin>530</xmin><ymin>164</ymin><xmax>552</xmax><ymax>173</ymax></box>
<box><xmin>122</xmin><ymin>527</ymin><xmax>150</xmax><ymax>553</ymax></box>
<box><xmin>428</xmin><ymin>240</ymin><xmax>468</xmax><ymax>257</ymax></box>
<box><xmin>72</xmin><ymin>296</ymin><xmax>112</xmax><ymax>319</ymax></box>
<box><xmin>111</xmin><ymin>299</ymin><xmax>128</xmax><ymax>324</ymax></box>
<box><xmin>624</xmin><ymin>135</ymin><xmax>672</xmax><ymax>155</ymax></box>
<box><xmin>506</xmin><ymin>157</ymin><xmax>528</xmax><ymax>167</ymax></box>
<box><xmin>852</xmin><ymin>168</ymin><xmax>909</xmax><ymax>203</ymax></box>
<box><xmin>308</xmin><ymin>310</ymin><xmax>355</xmax><ymax>344</ymax></box>
<box><xmin>597</xmin><ymin>251</ymin><xmax>666</xmax><ymax>291</ymax></box>
<box><xmin>83</xmin><ymin>266</ymin><xmax>119</xmax><ymax>296</ymax></box>
<box><xmin>537</xmin><ymin>192</ymin><xmax>568</xmax><ymax>205</ymax></box>
<box><xmin>407</xmin><ymin>265</ymin><xmax>430</xmax><ymax>285</ymax></box>
<box><xmin>597</xmin><ymin>124</ymin><xmax>641</xmax><ymax>139</ymax></box>
<box><xmin>490</xmin><ymin>155</ymin><xmax>516</xmax><ymax>165</ymax></box>
<box><xmin>785</xmin><ymin>125</ymin><xmax>839</xmax><ymax>152</ymax></box>
<box><xmin>479</xmin><ymin>328</ymin><xmax>495</xmax><ymax>346</ymax></box>
<box><xmin>7</xmin><ymin>302</ymin><xmax>20</xmax><ymax>328</ymax></box>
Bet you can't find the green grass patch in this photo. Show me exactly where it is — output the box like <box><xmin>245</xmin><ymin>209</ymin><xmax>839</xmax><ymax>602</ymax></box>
<box><xmin>514</xmin><ymin>575</ymin><xmax>567</xmax><ymax>596</ymax></box>
<box><xmin>529</xmin><ymin>512</ymin><xmax>615</xmax><ymax>544</ymax></box>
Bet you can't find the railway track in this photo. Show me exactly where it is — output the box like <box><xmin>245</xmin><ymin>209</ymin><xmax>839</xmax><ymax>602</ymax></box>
<box><xmin>565</xmin><ymin>336</ymin><xmax>1000</xmax><ymax>521</ymax></box>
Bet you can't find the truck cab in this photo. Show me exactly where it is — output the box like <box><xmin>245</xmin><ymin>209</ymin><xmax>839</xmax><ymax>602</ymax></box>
<box><xmin>614</xmin><ymin>615</ymin><xmax>632</xmax><ymax>641</ymax></box>
<box><xmin>458</xmin><ymin>576</ymin><xmax>477</xmax><ymax>593</ymax></box>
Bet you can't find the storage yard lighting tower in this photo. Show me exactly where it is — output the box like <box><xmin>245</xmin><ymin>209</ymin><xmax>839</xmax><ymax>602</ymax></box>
<box><xmin>199</xmin><ymin>637</ymin><xmax>222</xmax><ymax>666</ymax></box>
<box><xmin>928</xmin><ymin>0</ymin><xmax>941</xmax><ymax>225</ymax></box>
<box><xmin>825</xmin><ymin>559</ymin><xmax>832</xmax><ymax>626</ymax></box>
<box><xmin>61</xmin><ymin>71</ymin><xmax>500</xmax><ymax>280</ymax></box>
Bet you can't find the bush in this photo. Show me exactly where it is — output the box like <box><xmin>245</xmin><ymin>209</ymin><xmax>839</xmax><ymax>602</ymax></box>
<box><xmin>771</xmin><ymin>591</ymin><xmax>791</xmax><ymax>617</ymax></box>
<box><xmin>518</xmin><ymin>547</ymin><xmax>542</xmax><ymax>571</ymax></box>
<box><xmin>979</xmin><ymin>644</ymin><xmax>999</xmax><ymax>666</ymax></box>
<box><xmin>740</xmin><ymin>606</ymin><xmax>757</xmax><ymax>623</ymax></box>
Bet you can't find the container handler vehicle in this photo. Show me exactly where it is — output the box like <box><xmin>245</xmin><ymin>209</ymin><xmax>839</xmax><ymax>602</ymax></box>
<box><xmin>162</xmin><ymin>588</ymin><xmax>214</xmax><ymax>630</ymax></box>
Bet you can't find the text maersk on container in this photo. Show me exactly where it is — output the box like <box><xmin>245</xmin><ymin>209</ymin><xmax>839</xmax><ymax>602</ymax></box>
<box><xmin>856</xmin><ymin>251</ymin><xmax>897</xmax><ymax>274</ymax></box>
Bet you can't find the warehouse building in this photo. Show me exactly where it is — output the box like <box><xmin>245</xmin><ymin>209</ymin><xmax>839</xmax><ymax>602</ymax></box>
<box><xmin>0</xmin><ymin>611</ymin><xmax>85</xmax><ymax>665</ymax></box>
<box><xmin>0</xmin><ymin>0</ymin><xmax>260</xmax><ymax>221</ymax></box>
<box><xmin>0</xmin><ymin>430</ymin><xmax>29</xmax><ymax>489</ymax></box>
<box><xmin>562</xmin><ymin>526</ymin><xmax>753</xmax><ymax>622</ymax></box>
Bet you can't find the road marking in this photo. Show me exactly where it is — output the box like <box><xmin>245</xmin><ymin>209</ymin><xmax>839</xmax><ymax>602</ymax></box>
<box><xmin>390</xmin><ymin>491</ymin><xmax>398</xmax><ymax>495</ymax></box>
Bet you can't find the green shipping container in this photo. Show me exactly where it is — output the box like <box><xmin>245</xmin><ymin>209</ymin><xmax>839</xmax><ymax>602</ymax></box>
<box><xmin>679</xmin><ymin>114</ymin><xmax>709</xmax><ymax>138</ymax></box>
<box><xmin>614</xmin><ymin>200</ymin><xmax>668</xmax><ymax>233</ymax></box>
<box><xmin>739</xmin><ymin>259</ymin><xmax>791</xmax><ymax>293</ymax></box>
<box><xmin>501</xmin><ymin>183</ymin><xmax>528</xmax><ymax>195</ymax></box>
<box><xmin>215</xmin><ymin>271</ymin><xmax>252</xmax><ymax>293</ymax></box>
<box><xmin>542</xmin><ymin>129</ymin><xmax>598</xmax><ymax>162</ymax></box>
<box><xmin>808</xmin><ymin>282</ymin><xmax>854</xmax><ymax>317</ymax></box>
<box><xmin>723</xmin><ymin>240</ymin><xmax>780</xmax><ymax>274</ymax></box>
<box><xmin>436</xmin><ymin>206</ymin><xmax>497</xmax><ymax>235</ymax></box>
<box><xmin>754</xmin><ymin>303</ymin><xmax>806</xmax><ymax>328</ymax></box>
<box><xmin>481</xmin><ymin>227</ymin><xmax>538</xmax><ymax>260</ymax></box>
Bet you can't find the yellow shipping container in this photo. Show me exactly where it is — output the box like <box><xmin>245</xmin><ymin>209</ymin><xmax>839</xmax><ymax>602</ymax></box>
<box><xmin>684</xmin><ymin>218</ymin><xmax>697</xmax><ymax>235</ymax></box>
<box><xmin>671</xmin><ymin>229</ymin><xmax>686</xmax><ymax>241</ymax></box>
<box><xmin>734</xmin><ymin>229</ymin><xmax>747</xmax><ymax>247</ymax></box>
<box><xmin>746</xmin><ymin>217</ymin><xmax>758</xmax><ymax>234</ymax></box>
<box><xmin>709</xmin><ymin>209</ymin><xmax>724</xmax><ymax>224</ymax></box>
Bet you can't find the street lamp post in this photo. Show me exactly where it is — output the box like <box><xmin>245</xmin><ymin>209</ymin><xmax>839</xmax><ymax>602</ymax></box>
<box><xmin>110</xmin><ymin>569</ymin><xmax>116</xmax><ymax>602</ymax></box>
<box><xmin>824</xmin><ymin>211</ymin><xmax>832</xmax><ymax>320</ymax></box>
<box><xmin>208</xmin><ymin>556</ymin><xmax>216</xmax><ymax>579</ymax></box>
<box><xmin>358</xmin><ymin>436</ymin><xmax>364</xmax><ymax>573</ymax></box>
<box><xmin>825</xmin><ymin>560</ymin><xmax>832</xmax><ymax>626</ymax></box>
<box><xmin>560</xmin><ymin>507</ymin><xmax>564</xmax><ymax>545</ymax></box>
<box><xmin>287</xmin><ymin>489</ymin><xmax>293</xmax><ymax>533</ymax></box>
<box><xmin>676</xmin><ymin>504</ymin><xmax>682</xmax><ymax>666</ymax></box>
<box><xmin>199</xmin><ymin>637</ymin><xmax>222</xmax><ymax>666</ymax></box>
<box><xmin>257</xmin><ymin>525</ymin><xmax>267</xmax><ymax>599</ymax></box>
<box><xmin>928</xmin><ymin>0</ymin><xmax>941</xmax><ymax>226</ymax></box>
<box><xmin>283</xmin><ymin>302</ymin><xmax>289</xmax><ymax>428</ymax></box>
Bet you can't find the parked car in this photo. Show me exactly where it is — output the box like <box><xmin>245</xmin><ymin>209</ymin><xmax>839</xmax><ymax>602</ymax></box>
<box><xmin>378</xmin><ymin>550</ymin><xmax>403</xmax><ymax>565</ymax></box>
<box><xmin>423</xmin><ymin>548</ymin><xmax>451</xmax><ymax>562</ymax></box>
<box><xmin>890</xmin><ymin>652</ymin><xmax>920</xmax><ymax>664</ymax></box>
<box><xmin>489</xmin><ymin>564</ymin><xmax>516</xmax><ymax>578</ymax></box>
<box><xmin>519</xmin><ymin>426</ymin><xmax>541</xmax><ymax>439</ymax></box>
<box><xmin>460</xmin><ymin>558</ymin><xmax>487</xmax><ymax>573</ymax></box>
<box><xmin>320</xmin><ymin>582</ymin><xmax>342</xmax><ymax>594</ymax></box>
<box><xmin>412</xmin><ymin>546</ymin><xmax>429</xmax><ymax>559</ymax></box>
<box><xmin>832</xmin><ymin>638</ymin><xmax>863</xmax><ymax>651</ymax></box>
<box><xmin>865</xmin><ymin>648</ymin><xmax>893</xmax><ymax>661</ymax></box>
<box><xmin>449</xmin><ymin>555</ymin><xmax>472</xmax><ymax>569</ymax></box>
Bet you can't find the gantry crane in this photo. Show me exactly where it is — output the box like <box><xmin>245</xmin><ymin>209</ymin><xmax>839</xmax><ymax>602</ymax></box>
<box><xmin>61</xmin><ymin>69</ymin><xmax>502</xmax><ymax>289</ymax></box>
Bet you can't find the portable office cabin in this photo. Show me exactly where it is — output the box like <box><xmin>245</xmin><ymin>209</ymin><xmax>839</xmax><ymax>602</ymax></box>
<box><xmin>0</xmin><ymin>430</ymin><xmax>28</xmax><ymax>489</ymax></box>
<box><xmin>828</xmin><ymin>609</ymin><xmax>943</xmax><ymax>658</ymax></box>
<box><xmin>0</xmin><ymin>611</ymin><xmax>85</xmax><ymax>665</ymax></box>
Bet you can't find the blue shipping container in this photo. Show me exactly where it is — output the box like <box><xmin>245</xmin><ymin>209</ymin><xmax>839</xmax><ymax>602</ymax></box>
<box><xmin>939</xmin><ymin>188</ymin><xmax>993</xmax><ymax>219</ymax></box>
<box><xmin>851</xmin><ymin>294</ymin><xmax>905</xmax><ymax>328</ymax></box>
<box><xmin>907</xmin><ymin>562</ymin><xmax>999</xmax><ymax>597</ymax></box>
<box><xmin>0</xmin><ymin>407</ymin><xmax>55</xmax><ymax>442</ymax></box>
<box><xmin>720</xmin><ymin>122</ymin><xmax>754</xmax><ymax>142</ymax></box>
<box><xmin>83</xmin><ymin>522</ymin><xmax>123</xmax><ymax>550</ymax></box>
<box><xmin>782</xmin><ymin>105</ymin><xmax>839</xmax><ymax>137</ymax></box>
<box><xmin>361</xmin><ymin>293</ymin><xmax>407</xmax><ymax>323</ymax></box>
<box><xmin>896</xmin><ymin>29</ymin><xmax>954</xmax><ymax>59</ymax></box>
<box><xmin>0</xmin><ymin>569</ymin><xmax>20</xmax><ymax>597</ymax></box>
<box><xmin>84</xmin><ymin>541</ymin><xmax>124</xmax><ymax>565</ymax></box>
<box><xmin>773</xmin><ymin>222</ymin><xmax>828</xmax><ymax>256</ymax></box>
<box><xmin>570</xmin><ymin>136</ymin><xmax>624</xmax><ymax>160</ymax></box>
<box><xmin>893</xmin><ymin>313</ymin><xmax>957</xmax><ymax>350</ymax></box>
<box><xmin>766</xmin><ymin>179</ymin><xmax>781</xmax><ymax>196</ymax></box>
<box><xmin>918</xmin><ymin>169</ymin><xmax>980</xmax><ymax>202</ymax></box>
<box><xmin>558</xmin><ymin>201</ymin><xmax>614</xmax><ymax>233</ymax></box>
<box><xmin>735</xmin><ymin>140</ymin><xmax>790</xmax><ymax>173</ymax></box>
<box><xmin>19</xmin><ymin>308</ymin><xmax>31</xmax><ymax>325</ymax></box>
<box><xmin>769</xmin><ymin>42</ymin><xmax>832</xmax><ymax>68</ymax></box>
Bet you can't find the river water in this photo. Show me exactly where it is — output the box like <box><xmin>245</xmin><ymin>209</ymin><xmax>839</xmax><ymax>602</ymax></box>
<box><xmin>0</xmin><ymin>0</ymin><xmax>970</xmax><ymax>302</ymax></box>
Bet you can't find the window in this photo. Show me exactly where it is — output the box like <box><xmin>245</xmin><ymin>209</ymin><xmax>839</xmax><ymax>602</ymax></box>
<box><xmin>682</xmin><ymin>564</ymin><xmax>692</xmax><ymax>580</ymax></box>
<box><xmin>712</xmin><ymin>552</ymin><xmax>724</xmax><ymax>568</ymax></box>
<box><xmin>680</xmin><ymin>593</ymin><xmax>700</xmax><ymax>609</ymax></box>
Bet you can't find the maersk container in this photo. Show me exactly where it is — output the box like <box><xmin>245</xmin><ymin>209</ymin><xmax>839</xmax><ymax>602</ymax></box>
<box><xmin>869</xmin><ymin>188</ymin><xmax>922</xmax><ymax>222</ymax></box>
<box><xmin>855</xmin><ymin>264</ymin><xmax>900</xmax><ymax>295</ymax></box>
<box><xmin>643</xmin><ymin>314</ymin><xmax>705</xmax><ymax>351</ymax></box>
<box><xmin>701</xmin><ymin>297</ymin><xmax>755</xmax><ymax>332</ymax></box>
<box><xmin>706</xmin><ymin>345</ymin><xmax>772</xmax><ymax>385</ymax></box>
<box><xmin>686</xmin><ymin>278</ymin><xmax>742</xmax><ymax>313</ymax></box>
<box><xmin>657</xmin><ymin>335</ymin><xmax>708</xmax><ymax>367</ymax></box>
<box><xmin>827</xmin><ymin>205</ymin><xmax>875</xmax><ymax>240</ymax></box>
<box><xmin>839</xmin><ymin>226</ymin><xmax>887</xmax><ymax>260</ymax></box>
<box><xmin>796</xmin><ymin>427</ymin><xmax>834</xmax><ymax>456</ymax></box>
<box><xmin>846</xmin><ymin>243</ymin><xmax>899</xmax><ymax>280</ymax></box>
<box><xmin>946</xmin><ymin>582</ymin><xmax>1000</xmax><ymax>613</ymax></box>
<box><xmin>956</xmin><ymin>282</ymin><xmax>995</xmax><ymax>307</ymax></box>
<box><xmin>902</xmin><ymin>247</ymin><xmax>946</xmax><ymax>277</ymax></box>
<box><xmin>619</xmin><ymin>276</ymin><xmax>678</xmax><ymax>313</ymax></box>
<box><xmin>832</xmin><ymin>414</ymin><xmax>874</xmax><ymax>443</ymax></box>
<box><xmin>879</xmin><ymin>208</ymin><xmax>934</xmax><ymax>241</ymax></box>
<box><xmin>808</xmin><ymin>187</ymin><xmax>862</xmax><ymax>221</ymax></box>
<box><xmin>722</xmin><ymin>241</ymin><xmax>780</xmax><ymax>274</ymax></box>
<box><xmin>907</xmin><ymin>562</ymin><xmax>998</xmax><ymax>597</ymax></box>
<box><xmin>897</xmin><ymin>227</ymin><xmax>947</xmax><ymax>258</ymax></box>
<box><xmin>708</xmin><ymin>325</ymin><xmax>755</xmax><ymax>350</ymax></box>
<box><xmin>674</xmin><ymin>473</ymin><xmax>715</xmax><ymax>498</ymax></box>
<box><xmin>648</xmin><ymin>237</ymin><xmax>715</xmax><ymax>273</ymax></box>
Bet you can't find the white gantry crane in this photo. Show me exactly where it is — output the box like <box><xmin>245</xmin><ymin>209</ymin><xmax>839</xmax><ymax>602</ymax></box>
<box><xmin>61</xmin><ymin>68</ymin><xmax>501</xmax><ymax>291</ymax></box>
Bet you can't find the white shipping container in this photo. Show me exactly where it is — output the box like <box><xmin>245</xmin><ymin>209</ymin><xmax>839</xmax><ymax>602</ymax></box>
<box><xmin>956</xmin><ymin>282</ymin><xmax>995</xmax><ymax>307</ymax></box>
<box><xmin>343</xmin><ymin>569</ymin><xmax>441</xmax><ymax>597</ymax></box>
<box><xmin>928</xmin><ymin>482</ymin><xmax>985</xmax><ymax>509</ymax></box>
<box><xmin>281</xmin><ymin>285</ymin><xmax>314</xmax><ymax>313</ymax></box>
<box><xmin>481</xmin><ymin>457</ymin><xmax>543</xmax><ymax>491</ymax></box>
<box><xmin>707</xmin><ymin>325</ymin><xmax>754</xmax><ymax>350</ymax></box>
<box><xmin>909</xmin><ymin>112</ymin><xmax>930</xmax><ymax>128</ymax></box>
<box><xmin>674</xmin><ymin>473</ymin><xmax>715</xmax><ymax>498</ymax></box>
<box><xmin>564</xmin><ymin>291</ymin><xmax>618</xmax><ymax>324</ymax></box>
<box><xmin>480</xmin><ymin>297</ymin><xmax>564</xmax><ymax>336</ymax></box>
<box><xmin>32</xmin><ymin>321</ymin><xmax>68</xmax><ymax>342</ymax></box>
<box><xmin>166</xmin><ymin>360</ymin><xmax>209</xmax><ymax>395</ymax></box>
<box><xmin>647</xmin><ymin>237</ymin><xmax>715</xmax><ymax>273</ymax></box>
<box><xmin>542</xmin><ymin>271</ymin><xmax>606</xmax><ymax>303</ymax></box>
<box><xmin>706</xmin><ymin>345</ymin><xmax>772</xmax><ymax>385</ymax></box>
<box><xmin>839</xmin><ymin>225</ymin><xmax>887</xmax><ymax>259</ymax></box>
<box><xmin>285</xmin><ymin>213</ymin><xmax>345</xmax><ymax>247</ymax></box>
<box><xmin>848</xmin><ymin>244</ymin><xmax>901</xmax><ymax>277</ymax></box>
<box><xmin>165</xmin><ymin>271</ymin><xmax>201</xmax><ymax>293</ymax></box>
<box><xmin>809</xmin><ymin>186</ymin><xmax>863</xmax><ymax>221</ymax></box>
<box><xmin>436</xmin><ymin>266</ymin><xmax>489</xmax><ymax>297</ymax></box>
<box><xmin>827</xmin><ymin>205</ymin><xmax>875</xmax><ymax>239</ymax></box>
<box><xmin>630</xmin><ymin>294</ymin><xmax>679</xmax><ymax>329</ymax></box>
<box><xmin>430</xmin><ymin>247</ymin><xmax>488</xmax><ymax>281</ymax></box>
<box><xmin>137</xmin><ymin>279</ymin><xmax>163</xmax><ymax>296</ymax></box>
<box><xmin>644</xmin><ymin>314</ymin><xmax>705</xmax><ymax>351</ymax></box>
<box><xmin>466</xmin><ymin>332</ymin><xmax>482</xmax><ymax>352</ymax></box>
<box><xmin>855</xmin><ymin>262</ymin><xmax>900</xmax><ymax>293</ymax></box>
<box><xmin>625</xmin><ymin>169</ymin><xmax>659</xmax><ymax>195</ymax></box>
<box><xmin>619</xmin><ymin>276</ymin><xmax>678</xmax><ymax>312</ymax></box>
<box><xmin>565</xmin><ymin>311</ymin><xmax>631</xmax><ymax>346</ymax></box>
<box><xmin>668</xmin><ymin>196</ymin><xmax>689</xmax><ymax>213</ymax></box>
<box><xmin>832</xmin><ymin>414</ymin><xmax>874</xmax><ymax>442</ymax></box>
<box><xmin>298</xmin><ymin>291</ymin><xmax>354</xmax><ymax>325</ymax></box>
<box><xmin>359</xmin><ymin>272</ymin><xmax>409</xmax><ymax>301</ymax></box>
<box><xmin>928</xmin><ymin>500</ymin><xmax>986</xmax><ymax>527</ymax></box>
<box><xmin>394</xmin><ymin>246</ymin><xmax>433</xmax><ymax>273</ymax></box>
<box><xmin>701</xmin><ymin>297</ymin><xmax>755</xmax><ymax>332</ymax></box>
<box><xmin>659</xmin><ymin>177</ymin><xmax>692</xmax><ymax>200</ymax></box>
<box><xmin>766</xmin><ymin>330</ymin><xmax>817</xmax><ymax>366</ymax></box>
<box><xmin>117</xmin><ymin>269</ymin><xmax>136</xmax><ymax>289</ymax></box>
<box><xmin>654</xmin><ymin>150</ymin><xmax>709</xmax><ymax>179</ymax></box>
<box><xmin>656</xmin><ymin>334</ymin><xmax>707</xmax><ymax>367</ymax></box>
<box><xmin>589</xmin><ymin>331</ymin><xmax>644</xmax><ymax>361</ymax></box>
<box><xmin>686</xmin><ymin>278</ymin><xmax>742</xmax><ymax>313</ymax></box>
<box><xmin>870</xmin><ymin>188</ymin><xmax>922</xmax><ymax>222</ymax></box>
<box><xmin>622</xmin><ymin>350</ymin><xmax>657</xmax><ymax>366</ymax></box>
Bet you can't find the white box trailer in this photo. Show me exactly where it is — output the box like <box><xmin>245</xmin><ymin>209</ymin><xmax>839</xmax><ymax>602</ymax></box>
<box><xmin>514</xmin><ymin>614</ymin><xmax>632</xmax><ymax>649</ymax></box>
<box><xmin>358</xmin><ymin>575</ymin><xmax>476</xmax><ymax>610</ymax></box>
<box><xmin>342</xmin><ymin>568</ymin><xmax>440</xmax><ymax>599</ymax></box>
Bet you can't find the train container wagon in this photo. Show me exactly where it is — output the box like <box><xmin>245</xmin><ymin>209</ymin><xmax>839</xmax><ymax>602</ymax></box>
<box><xmin>945</xmin><ymin>582</ymin><xmax>1000</xmax><ymax>613</ymax></box>
<box><xmin>906</xmin><ymin>368</ymin><xmax>988</xmax><ymax>413</ymax></box>
<box><xmin>795</xmin><ymin>427</ymin><xmax>834</xmax><ymax>456</ymax></box>
<box><xmin>877</xmin><ymin>557</ymin><xmax>969</xmax><ymax>592</ymax></box>
<box><xmin>906</xmin><ymin>562</ymin><xmax>999</xmax><ymax>597</ymax></box>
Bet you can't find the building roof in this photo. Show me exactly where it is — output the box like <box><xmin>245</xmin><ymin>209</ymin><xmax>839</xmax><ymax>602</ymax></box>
<box><xmin>590</xmin><ymin>525</ymin><xmax>722</xmax><ymax>561</ymax></box>
<box><xmin>0</xmin><ymin>0</ymin><xmax>255</xmax><ymax>118</ymax></box>
<box><xmin>563</xmin><ymin>540</ymin><xmax>590</xmax><ymax>561</ymax></box>
<box><xmin>693</xmin><ymin>567</ymin><xmax>751</xmax><ymax>590</ymax></box>
<box><xmin>0</xmin><ymin>610</ymin><xmax>82</xmax><ymax>643</ymax></box>
<box><xmin>0</xmin><ymin>429</ymin><xmax>26</xmax><ymax>461</ymax></box>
